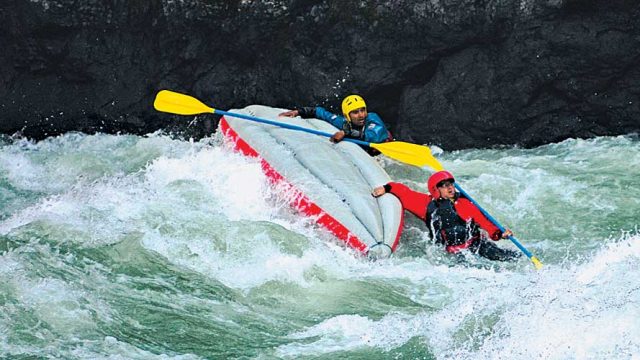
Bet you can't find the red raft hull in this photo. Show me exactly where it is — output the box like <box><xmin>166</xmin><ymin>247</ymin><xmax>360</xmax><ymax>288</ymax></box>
<box><xmin>219</xmin><ymin>112</ymin><xmax>403</xmax><ymax>258</ymax></box>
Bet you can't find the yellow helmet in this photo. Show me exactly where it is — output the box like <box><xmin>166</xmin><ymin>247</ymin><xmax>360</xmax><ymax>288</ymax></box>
<box><xmin>341</xmin><ymin>95</ymin><xmax>366</xmax><ymax>122</ymax></box>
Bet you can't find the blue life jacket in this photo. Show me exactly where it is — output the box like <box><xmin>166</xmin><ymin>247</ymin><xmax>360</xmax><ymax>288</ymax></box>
<box><xmin>313</xmin><ymin>107</ymin><xmax>392</xmax><ymax>144</ymax></box>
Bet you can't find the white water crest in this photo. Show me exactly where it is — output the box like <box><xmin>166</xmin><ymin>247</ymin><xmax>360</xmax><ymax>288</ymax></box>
<box><xmin>276</xmin><ymin>233</ymin><xmax>640</xmax><ymax>358</ymax></box>
<box><xmin>1</xmin><ymin>132</ymin><xmax>638</xmax><ymax>359</ymax></box>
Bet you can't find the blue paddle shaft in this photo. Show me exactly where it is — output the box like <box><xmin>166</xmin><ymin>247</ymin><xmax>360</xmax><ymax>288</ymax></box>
<box><xmin>216</xmin><ymin>109</ymin><xmax>372</xmax><ymax>147</ymax></box>
<box><xmin>454</xmin><ymin>183</ymin><xmax>535</xmax><ymax>259</ymax></box>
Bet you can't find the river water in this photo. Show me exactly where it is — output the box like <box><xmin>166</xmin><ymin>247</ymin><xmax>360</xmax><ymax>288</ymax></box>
<box><xmin>1</xmin><ymin>131</ymin><xmax>638</xmax><ymax>359</ymax></box>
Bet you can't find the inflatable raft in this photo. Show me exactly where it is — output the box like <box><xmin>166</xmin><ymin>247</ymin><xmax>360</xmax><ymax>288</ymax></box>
<box><xmin>219</xmin><ymin>105</ymin><xmax>404</xmax><ymax>259</ymax></box>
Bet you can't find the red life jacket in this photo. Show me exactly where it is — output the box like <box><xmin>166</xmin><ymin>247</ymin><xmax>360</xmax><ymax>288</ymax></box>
<box><xmin>385</xmin><ymin>182</ymin><xmax>501</xmax><ymax>253</ymax></box>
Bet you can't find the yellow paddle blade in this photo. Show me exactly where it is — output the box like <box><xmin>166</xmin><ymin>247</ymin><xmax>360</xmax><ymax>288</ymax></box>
<box><xmin>371</xmin><ymin>141</ymin><xmax>444</xmax><ymax>170</ymax></box>
<box><xmin>531</xmin><ymin>256</ymin><xmax>543</xmax><ymax>270</ymax></box>
<box><xmin>154</xmin><ymin>90</ymin><xmax>215</xmax><ymax>115</ymax></box>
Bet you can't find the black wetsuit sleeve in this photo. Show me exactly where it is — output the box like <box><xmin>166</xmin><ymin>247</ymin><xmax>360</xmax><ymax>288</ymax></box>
<box><xmin>296</xmin><ymin>107</ymin><xmax>317</xmax><ymax>118</ymax></box>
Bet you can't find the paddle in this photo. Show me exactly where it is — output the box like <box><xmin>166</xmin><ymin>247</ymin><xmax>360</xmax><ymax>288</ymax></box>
<box><xmin>153</xmin><ymin>90</ymin><xmax>439</xmax><ymax>168</ymax></box>
<box><xmin>421</xmin><ymin>157</ymin><xmax>543</xmax><ymax>269</ymax></box>
<box><xmin>455</xmin><ymin>184</ymin><xmax>543</xmax><ymax>269</ymax></box>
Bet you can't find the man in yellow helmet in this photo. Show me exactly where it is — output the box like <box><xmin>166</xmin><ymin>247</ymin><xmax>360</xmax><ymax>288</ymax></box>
<box><xmin>279</xmin><ymin>94</ymin><xmax>392</xmax><ymax>155</ymax></box>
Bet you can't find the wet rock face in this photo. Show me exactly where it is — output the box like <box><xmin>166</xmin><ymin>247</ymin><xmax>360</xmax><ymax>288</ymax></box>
<box><xmin>1</xmin><ymin>0</ymin><xmax>639</xmax><ymax>149</ymax></box>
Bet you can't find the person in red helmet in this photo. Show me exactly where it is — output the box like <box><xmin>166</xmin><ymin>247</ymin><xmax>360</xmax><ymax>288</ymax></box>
<box><xmin>372</xmin><ymin>170</ymin><xmax>520</xmax><ymax>261</ymax></box>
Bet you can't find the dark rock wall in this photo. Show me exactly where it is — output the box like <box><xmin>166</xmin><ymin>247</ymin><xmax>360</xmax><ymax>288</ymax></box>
<box><xmin>1</xmin><ymin>0</ymin><xmax>638</xmax><ymax>149</ymax></box>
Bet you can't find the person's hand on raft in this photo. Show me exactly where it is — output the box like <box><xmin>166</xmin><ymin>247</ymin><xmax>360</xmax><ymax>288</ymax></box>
<box><xmin>371</xmin><ymin>186</ymin><xmax>386</xmax><ymax>198</ymax></box>
<box><xmin>278</xmin><ymin>109</ymin><xmax>299</xmax><ymax>117</ymax></box>
<box><xmin>330</xmin><ymin>130</ymin><xmax>346</xmax><ymax>143</ymax></box>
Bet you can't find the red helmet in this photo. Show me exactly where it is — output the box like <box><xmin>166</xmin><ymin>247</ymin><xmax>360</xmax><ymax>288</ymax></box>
<box><xmin>427</xmin><ymin>170</ymin><xmax>455</xmax><ymax>198</ymax></box>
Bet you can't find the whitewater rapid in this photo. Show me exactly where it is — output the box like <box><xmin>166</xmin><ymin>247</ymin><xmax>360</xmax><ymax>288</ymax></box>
<box><xmin>1</xmin><ymin>132</ymin><xmax>638</xmax><ymax>359</ymax></box>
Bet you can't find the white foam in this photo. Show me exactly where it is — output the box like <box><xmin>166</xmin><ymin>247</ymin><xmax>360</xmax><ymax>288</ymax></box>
<box><xmin>577</xmin><ymin>233</ymin><xmax>640</xmax><ymax>284</ymax></box>
<box><xmin>272</xmin><ymin>234</ymin><xmax>640</xmax><ymax>358</ymax></box>
<box><xmin>14</xmin><ymin>277</ymin><xmax>99</xmax><ymax>335</ymax></box>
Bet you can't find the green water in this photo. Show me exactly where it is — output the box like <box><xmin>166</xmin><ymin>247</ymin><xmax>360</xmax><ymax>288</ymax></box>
<box><xmin>1</xmin><ymin>133</ymin><xmax>639</xmax><ymax>359</ymax></box>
